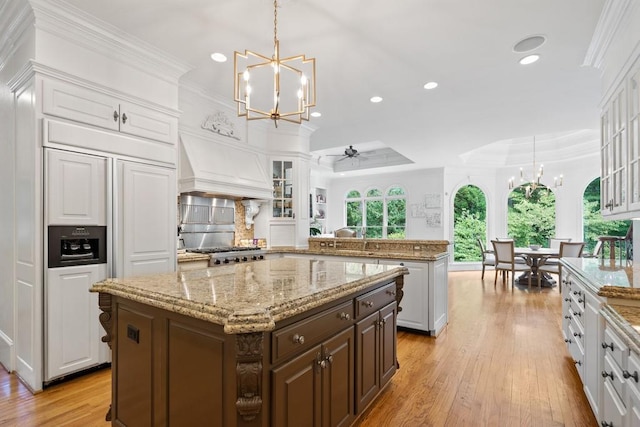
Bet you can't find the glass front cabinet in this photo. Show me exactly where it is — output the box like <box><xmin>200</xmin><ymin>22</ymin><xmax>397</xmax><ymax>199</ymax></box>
<box><xmin>273</xmin><ymin>160</ymin><xmax>294</xmax><ymax>218</ymax></box>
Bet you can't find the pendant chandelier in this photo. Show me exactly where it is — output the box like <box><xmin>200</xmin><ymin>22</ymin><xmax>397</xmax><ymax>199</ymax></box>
<box><xmin>508</xmin><ymin>136</ymin><xmax>563</xmax><ymax>198</ymax></box>
<box><xmin>234</xmin><ymin>0</ymin><xmax>316</xmax><ymax>127</ymax></box>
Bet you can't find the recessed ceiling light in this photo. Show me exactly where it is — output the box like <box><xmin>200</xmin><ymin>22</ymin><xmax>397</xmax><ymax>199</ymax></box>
<box><xmin>210</xmin><ymin>52</ymin><xmax>227</xmax><ymax>62</ymax></box>
<box><xmin>513</xmin><ymin>35</ymin><xmax>546</xmax><ymax>53</ymax></box>
<box><xmin>519</xmin><ymin>54</ymin><xmax>540</xmax><ymax>65</ymax></box>
<box><xmin>423</xmin><ymin>81</ymin><xmax>438</xmax><ymax>90</ymax></box>
<box><xmin>311</xmin><ymin>112</ymin><xmax>322</xmax><ymax>118</ymax></box>
<box><xmin>370</xmin><ymin>96</ymin><xmax>383</xmax><ymax>103</ymax></box>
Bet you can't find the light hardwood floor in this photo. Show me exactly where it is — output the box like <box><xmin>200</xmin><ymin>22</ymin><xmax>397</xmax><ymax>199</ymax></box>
<box><xmin>0</xmin><ymin>271</ymin><xmax>596</xmax><ymax>426</ymax></box>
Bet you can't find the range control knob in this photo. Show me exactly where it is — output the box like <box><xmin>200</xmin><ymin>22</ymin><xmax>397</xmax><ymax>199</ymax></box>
<box><xmin>214</xmin><ymin>259</ymin><xmax>221</xmax><ymax>265</ymax></box>
<box><xmin>223</xmin><ymin>258</ymin><xmax>230</xmax><ymax>264</ymax></box>
<box><xmin>242</xmin><ymin>256</ymin><xmax>248</xmax><ymax>262</ymax></box>
<box><xmin>234</xmin><ymin>257</ymin><xmax>240</xmax><ymax>263</ymax></box>
<box><xmin>258</xmin><ymin>255</ymin><xmax>264</xmax><ymax>260</ymax></box>
<box><xmin>251</xmin><ymin>255</ymin><xmax>258</xmax><ymax>261</ymax></box>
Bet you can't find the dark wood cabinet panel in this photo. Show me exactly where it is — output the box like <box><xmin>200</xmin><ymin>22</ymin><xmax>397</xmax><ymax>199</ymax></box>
<box><xmin>380</xmin><ymin>302</ymin><xmax>397</xmax><ymax>387</ymax></box>
<box><xmin>322</xmin><ymin>328</ymin><xmax>354</xmax><ymax>427</ymax></box>
<box><xmin>355</xmin><ymin>311</ymin><xmax>380</xmax><ymax>413</ymax></box>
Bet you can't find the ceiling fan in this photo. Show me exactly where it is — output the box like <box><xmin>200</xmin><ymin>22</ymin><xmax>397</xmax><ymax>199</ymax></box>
<box><xmin>328</xmin><ymin>145</ymin><xmax>367</xmax><ymax>162</ymax></box>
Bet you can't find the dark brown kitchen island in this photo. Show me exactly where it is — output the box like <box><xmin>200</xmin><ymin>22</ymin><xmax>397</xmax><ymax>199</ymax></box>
<box><xmin>91</xmin><ymin>258</ymin><xmax>408</xmax><ymax>427</ymax></box>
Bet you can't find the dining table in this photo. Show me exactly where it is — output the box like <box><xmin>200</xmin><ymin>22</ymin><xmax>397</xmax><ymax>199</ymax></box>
<box><xmin>514</xmin><ymin>247</ymin><xmax>560</xmax><ymax>287</ymax></box>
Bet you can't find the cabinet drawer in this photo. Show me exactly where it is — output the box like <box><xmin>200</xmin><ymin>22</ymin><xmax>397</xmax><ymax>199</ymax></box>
<box><xmin>355</xmin><ymin>282</ymin><xmax>397</xmax><ymax>319</ymax></box>
<box><xmin>603</xmin><ymin>326</ymin><xmax>629</xmax><ymax>369</ymax></box>
<box><xmin>272</xmin><ymin>301</ymin><xmax>353</xmax><ymax>364</ymax></box>
<box><xmin>603</xmin><ymin>353</ymin><xmax>625</xmax><ymax>402</ymax></box>
<box><xmin>628</xmin><ymin>352</ymin><xmax>640</xmax><ymax>397</ymax></box>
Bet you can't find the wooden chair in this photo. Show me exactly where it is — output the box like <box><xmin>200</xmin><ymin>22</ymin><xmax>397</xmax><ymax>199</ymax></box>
<box><xmin>582</xmin><ymin>240</ymin><xmax>603</xmax><ymax>258</ymax></box>
<box><xmin>549</xmin><ymin>237</ymin><xmax>572</xmax><ymax>250</ymax></box>
<box><xmin>477</xmin><ymin>238</ymin><xmax>495</xmax><ymax>279</ymax></box>
<box><xmin>538</xmin><ymin>242</ymin><xmax>585</xmax><ymax>290</ymax></box>
<box><xmin>491</xmin><ymin>240</ymin><xmax>532</xmax><ymax>288</ymax></box>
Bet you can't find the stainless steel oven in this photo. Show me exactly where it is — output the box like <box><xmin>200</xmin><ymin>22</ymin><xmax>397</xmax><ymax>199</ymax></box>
<box><xmin>47</xmin><ymin>225</ymin><xmax>107</xmax><ymax>268</ymax></box>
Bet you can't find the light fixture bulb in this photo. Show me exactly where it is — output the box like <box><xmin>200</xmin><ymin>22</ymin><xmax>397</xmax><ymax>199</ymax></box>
<box><xmin>370</xmin><ymin>96</ymin><xmax>383</xmax><ymax>103</ymax></box>
<box><xmin>423</xmin><ymin>81</ymin><xmax>438</xmax><ymax>90</ymax></box>
<box><xmin>301</xmin><ymin>75</ymin><xmax>307</xmax><ymax>85</ymax></box>
<box><xmin>210</xmin><ymin>52</ymin><xmax>227</xmax><ymax>62</ymax></box>
<box><xmin>243</xmin><ymin>70</ymin><xmax>250</xmax><ymax>81</ymax></box>
<box><xmin>519</xmin><ymin>54</ymin><xmax>540</xmax><ymax>65</ymax></box>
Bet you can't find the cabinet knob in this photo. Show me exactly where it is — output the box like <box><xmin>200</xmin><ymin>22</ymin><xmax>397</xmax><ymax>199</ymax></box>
<box><xmin>601</xmin><ymin>422</ymin><xmax>613</xmax><ymax>427</ymax></box>
<box><xmin>572</xmin><ymin>311</ymin><xmax>581</xmax><ymax>317</ymax></box>
<box><xmin>623</xmin><ymin>370</ymin><xmax>639</xmax><ymax>382</ymax></box>
<box><xmin>564</xmin><ymin>315</ymin><xmax>571</xmax><ymax>320</ymax></box>
<box><xmin>339</xmin><ymin>312</ymin><xmax>351</xmax><ymax>321</ymax></box>
<box><xmin>121</xmin><ymin>113</ymin><xmax>128</xmax><ymax>124</ymax></box>
<box><xmin>573</xmin><ymin>332</ymin><xmax>582</xmax><ymax>338</ymax></box>
<box><xmin>574</xmin><ymin>359</ymin><xmax>582</xmax><ymax>366</ymax></box>
<box><xmin>601</xmin><ymin>370</ymin><xmax>614</xmax><ymax>380</ymax></box>
<box><xmin>386</xmin><ymin>290</ymin><xmax>396</xmax><ymax>296</ymax></box>
<box><xmin>326</xmin><ymin>354</ymin><xmax>334</xmax><ymax>364</ymax></box>
<box><xmin>601</xmin><ymin>342</ymin><xmax>614</xmax><ymax>351</ymax></box>
<box><xmin>363</xmin><ymin>301</ymin><xmax>374</xmax><ymax>308</ymax></box>
<box><xmin>318</xmin><ymin>359</ymin><xmax>327</xmax><ymax>369</ymax></box>
<box><xmin>564</xmin><ymin>338</ymin><xmax>572</xmax><ymax>344</ymax></box>
<box><xmin>113</xmin><ymin>110</ymin><xmax>119</xmax><ymax>122</ymax></box>
<box><xmin>564</xmin><ymin>298</ymin><xmax>570</xmax><ymax>302</ymax></box>
<box><xmin>292</xmin><ymin>334</ymin><xmax>305</xmax><ymax>344</ymax></box>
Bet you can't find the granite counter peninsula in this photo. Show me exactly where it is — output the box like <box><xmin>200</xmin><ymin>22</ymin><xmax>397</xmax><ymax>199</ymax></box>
<box><xmin>91</xmin><ymin>257</ymin><xmax>409</xmax><ymax>427</ymax></box>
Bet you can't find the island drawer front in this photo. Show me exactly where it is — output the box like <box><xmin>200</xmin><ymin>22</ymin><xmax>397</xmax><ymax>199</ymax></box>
<box><xmin>272</xmin><ymin>300</ymin><xmax>354</xmax><ymax>364</ymax></box>
<box><xmin>355</xmin><ymin>281</ymin><xmax>397</xmax><ymax>319</ymax></box>
<box><xmin>603</xmin><ymin>325</ymin><xmax>629</xmax><ymax>369</ymax></box>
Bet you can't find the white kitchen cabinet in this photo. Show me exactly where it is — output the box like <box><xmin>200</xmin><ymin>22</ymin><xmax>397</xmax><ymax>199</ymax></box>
<box><xmin>45</xmin><ymin>263</ymin><xmax>108</xmax><ymax>382</ymax></box>
<box><xmin>45</xmin><ymin>149</ymin><xmax>107</xmax><ymax>226</ymax></box>
<box><xmin>117</xmin><ymin>161</ymin><xmax>176</xmax><ymax>277</ymax></box>
<box><xmin>269</xmin><ymin>156</ymin><xmax>310</xmax><ymax>248</ymax></box>
<box><xmin>561</xmin><ymin>270</ymin><xmax>604</xmax><ymax>419</ymax></box>
<box><xmin>43</xmin><ymin>78</ymin><xmax>178</xmax><ymax>144</ymax></box>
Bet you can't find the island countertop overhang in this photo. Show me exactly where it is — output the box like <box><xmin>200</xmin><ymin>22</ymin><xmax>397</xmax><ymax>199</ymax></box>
<box><xmin>91</xmin><ymin>258</ymin><xmax>409</xmax><ymax>334</ymax></box>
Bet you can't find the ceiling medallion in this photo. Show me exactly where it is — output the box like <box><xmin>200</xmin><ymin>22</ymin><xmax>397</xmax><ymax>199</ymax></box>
<box><xmin>233</xmin><ymin>0</ymin><xmax>316</xmax><ymax>127</ymax></box>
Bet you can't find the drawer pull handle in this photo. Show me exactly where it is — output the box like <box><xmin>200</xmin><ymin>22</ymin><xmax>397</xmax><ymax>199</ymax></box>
<box><xmin>574</xmin><ymin>359</ymin><xmax>582</xmax><ymax>366</ymax></box>
<box><xmin>577</xmin><ymin>298</ymin><xmax>583</xmax><ymax>304</ymax></box>
<box><xmin>339</xmin><ymin>312</ymin><xmax>351</xmax><ymax>321</ymax></box>
<box><xmin>572</xmin><ymin>311</ymin><xmax>581</xmax><ymax>317</ymax></box>
<box><xmin>564</xmin><ymin>315</ymin><xmax>571</xmax><ymax>320</ymax></box>
<box><xmin>601</xmin><ymin>370</ymin><xmax>614</xmax><ymax>380</ymax></box>
<box><xmin>573</xmin><ymin>332</ymin><xmax>582</xmax><ymax>338</ymax></box>
<box><xmin>623</xmin><ymin>370</ymin><xmax>639</xmax><ymax>382</ymax></box>
<box><xmin>113</xmin><ymin>110</ymin><xmax>119</xmax><ymax>121</ymax></box>
<box><xmin>292</xmin><ymin>334</ymin><xmax>305</xmax><ymax>344</ymax></box>
<box><xmin>121</xmin><ymin>113</ymin><xmax>128</xmax><ymax>124</ymax></box>
<box><xmin>363</xmin><ymin>301</ymin><xmax>374</xmax><ymax>308</ymax></box>
<box><xmin>573</xmin><ymin>290</ymin><xmax>582</xmax><ymax>296</ymax></box>
<box><xmin>601</xmin><ymin>342</ymin><xmax>614</xmax><ymax>351</ymax></box>
<box><xmin>601</xmin><ymin>422</ymin><xmax>613</xmax><ymax>427</ymax></box>
<box><xmin>564</xmin><ymin>298</ymin><xmax>570</xmax><ymax>302</ymax></box>
<box><xmin>564</xmin><ymin>338</ymin><xmax>572</xmax><ymax>344</ymax></box>
<box><xmin>386</xmin><ymin>290</ymin><xmax>396</xmax><ymax>296</ymax></box>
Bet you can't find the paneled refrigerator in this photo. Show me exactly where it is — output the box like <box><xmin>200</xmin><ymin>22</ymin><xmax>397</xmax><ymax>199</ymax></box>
<box><xmin>44</xmin><ymin>148</ymin><xmax>176</xmax><ymax>382</ymax></box>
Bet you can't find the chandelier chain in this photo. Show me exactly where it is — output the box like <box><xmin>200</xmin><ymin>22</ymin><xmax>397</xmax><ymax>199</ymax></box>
<box><xmin>273</xmin><ymin>0</ymin><xmax>278</xmax><ymax>46</ymax></box>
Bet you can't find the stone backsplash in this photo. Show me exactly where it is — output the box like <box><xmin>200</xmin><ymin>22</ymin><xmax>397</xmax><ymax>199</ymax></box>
<box><xmin>308</xmin><ymin>237</ymin><xmax>449</xmax><ymax>256</ymax></box>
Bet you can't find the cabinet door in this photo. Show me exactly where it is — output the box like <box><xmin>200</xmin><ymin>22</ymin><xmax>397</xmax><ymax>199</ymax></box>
<box><xmin>272</xmin><ymin>345</ymin><xmax>322</xmax><ymax>427</ymax></box>
<box><xmin>355</xmin><ymin>311</ymin><xmax>380</xmax><ymax>413</ymax></box>
<box><xmin>46</xmin><ymin>149</ymin><xmax>107</xmax><ymax>226</ymax></box>
<box><xmin>117</xmin><ymin>161</ymin><xmax>176</xmax><ymax>277</ymax></box>
<box><xmin>602</xmin><ymin>86</ymin><xmax>627</xmax><ymax>216</ymax></box>
<box><xmin>583</xmin><ymin>291</ymin><xmax>603</xmax><ymax>418</ymax></box>
<box><xmin>322</xmin><ymin>328</ymin><xmax>354</xmax><ymax>427</ymax></box>
<box><xmin>42</xmin><ymin>79</ymin><xmax>120</xmax><ymax>132</ymax></box>
<box><xmin>628</xmin><ymin>62</ymin><xmax>640</xmax><ymax>211</ymax></box>
<box><xmin>379</xmin><ymin>302</ymin><xmax>397</xmax><ymax>388</ymax></box>
<box><xmin>382</xmin><ymin>260</ymin><xmax>428</xmax><ymax>332</ymax></box>
<box><xmin>45</xmin><ymin>263</ymin><xmax>107</xmax><ymax>381</ymax></box>
<box><xmin>119</xmin><ymin>101</ymin><xmax>178</xmax><ymax>144</ymax></box>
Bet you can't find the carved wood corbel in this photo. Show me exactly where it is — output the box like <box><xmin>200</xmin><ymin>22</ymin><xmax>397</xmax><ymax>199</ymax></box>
<box><xmin>235</xmin><ymin>333</ymin><xmax>264</xmax><ymax>421</ymax></box>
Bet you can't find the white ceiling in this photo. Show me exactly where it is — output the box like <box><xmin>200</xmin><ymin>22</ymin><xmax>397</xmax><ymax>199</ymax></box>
<box><xmin>62</xmin><ymin>0</ymin><xmax>606</xmax><ymax>173</ymax></box>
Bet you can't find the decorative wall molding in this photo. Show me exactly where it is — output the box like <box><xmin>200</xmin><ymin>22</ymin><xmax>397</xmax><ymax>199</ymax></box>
<box><xmin>583</xmin><ymin>0</ymin><xmax>635</xmax><ymax>69</ymax></box>
<box><xmin>202</xmin><ymin>111</ymin><xmax>241</xmax><ymax>141</ymax></box>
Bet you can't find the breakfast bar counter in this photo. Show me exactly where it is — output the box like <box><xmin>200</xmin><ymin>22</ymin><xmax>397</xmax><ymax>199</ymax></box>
<box><xmin>91</xmin><ymin>258</ymin><xmax>408</xmax><ymax>426</ymax></box>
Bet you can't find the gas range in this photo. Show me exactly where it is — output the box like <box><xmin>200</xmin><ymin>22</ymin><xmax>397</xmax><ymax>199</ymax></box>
<box><xmin>186</xmin><ymin>246</ymin><xmax>267</xmax><ymax>266</ymax></box>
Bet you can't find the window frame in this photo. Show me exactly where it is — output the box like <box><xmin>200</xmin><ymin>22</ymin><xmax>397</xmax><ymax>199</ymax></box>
<box><xmin>344</xmin><ymin>186</ymin><xmax>406</xmax><ymax>238</ymax></box>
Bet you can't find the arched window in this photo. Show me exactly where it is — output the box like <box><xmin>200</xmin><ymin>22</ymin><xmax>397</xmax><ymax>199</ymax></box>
<box><xmin>583</xmin><ymin>177</ymin><xmax>631</xmax><ymax>257</ymax></box>
<box><xmin>507</xmin><ymin>185</ymin><xmax>555</xmax><ymax>246</ymax></box>
<box><xmin>344</xmin><ymin>187</ymin><xmax>406</xmax><ymax>238</ymax></box>
<box><xmin>453</xmin><ymin>185</ymin><xmax>487</xmax><ymax>261</ymax></box>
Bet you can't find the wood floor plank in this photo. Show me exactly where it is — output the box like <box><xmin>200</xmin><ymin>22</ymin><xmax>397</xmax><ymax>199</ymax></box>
<box><xmin>0</xmin><ymin>271</ymin><xmax>597</xmax><ymax>426</ymax></box>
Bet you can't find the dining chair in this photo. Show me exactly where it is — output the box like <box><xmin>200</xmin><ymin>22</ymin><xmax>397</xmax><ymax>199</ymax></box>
<box><xmin>582</xmin><ymin>240</ymin><xmax>603</xmax><ymax>258</ymax></box>
<box><xmin>538</xmin><ymin>242</ymin><xmax>585</xmax><ymax>290</ymax></box>
<box><xmin>477</xmin><ymin>238</ymin><xmax>495</xmax><ymax>279</ymax></box>
<box><xmin>491</xmin><ymin>240</ymin><xmax>532</xmax><ymax>288</ymax></box>
<box><xmin>549</xmin><ymin>237</ymin><xmax>572</xmax><ymax>250</ymax></box>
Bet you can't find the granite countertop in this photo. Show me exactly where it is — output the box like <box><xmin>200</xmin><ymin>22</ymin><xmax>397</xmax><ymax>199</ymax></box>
<box><xmin>272</xmin><ymin>248</ymin><xmax>448</xmax><ymax>262</ymax></box>
<box><xmin>91</xmin><ymin>258</ymin><xmax>408</xmax><ymax>334</ymax></box>
<box><xmin>177</xmin><ymin>252</ymin><xmax>210</xmax><ymax>263</ymax></box>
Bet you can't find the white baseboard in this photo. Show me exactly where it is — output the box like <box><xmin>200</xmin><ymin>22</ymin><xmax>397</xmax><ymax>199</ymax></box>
<box><xmin>0</xmin><ymin>328</ymin><xmax>14</xmax><ymax>373</ymax></box>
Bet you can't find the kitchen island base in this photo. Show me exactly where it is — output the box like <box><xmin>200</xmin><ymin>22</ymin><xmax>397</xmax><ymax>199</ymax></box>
<box><xmin>96</xmin><ymin>270</ymin><xmax>405</xmax><ymax>427</ymax></box>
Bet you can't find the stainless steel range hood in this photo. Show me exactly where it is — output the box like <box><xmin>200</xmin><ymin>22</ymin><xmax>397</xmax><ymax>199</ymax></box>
<box><xmin>179</xmin><ymin>133</ymin><xmax>272</xmax><ymax>199</ymax></box>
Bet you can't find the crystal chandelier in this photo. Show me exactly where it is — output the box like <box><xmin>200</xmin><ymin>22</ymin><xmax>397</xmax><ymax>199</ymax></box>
<box><xmin>508</xmin><ymin>136</ymin><xmax>563</xmax><ymax>198</ymax></box>
<box><xmin>234</xmin><ymin>0</ymin><xmax>316</xmax><ymax>127</ymax></box>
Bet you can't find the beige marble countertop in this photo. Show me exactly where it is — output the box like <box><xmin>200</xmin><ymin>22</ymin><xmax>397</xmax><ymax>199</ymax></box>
<box><xmin>91</xmin><ymin>258</ymin><xmax>408</xmax><ymax>334</ymax></box>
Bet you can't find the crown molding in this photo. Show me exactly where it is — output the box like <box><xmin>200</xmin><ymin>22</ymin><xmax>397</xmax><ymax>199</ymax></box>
<box><xmin>583</xmin><ymin>0</ymin><xmax>635</xmax><ymax>69</ymax></box>
<box><xmin>28</xmin><ymin>0</ymin><xmax>192</xmax><ymax>82</ymax></box>
<box><xmin>0</xmin><ymin>0</ymin><xmax>34</xmax><ymax>75</ymax></box>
